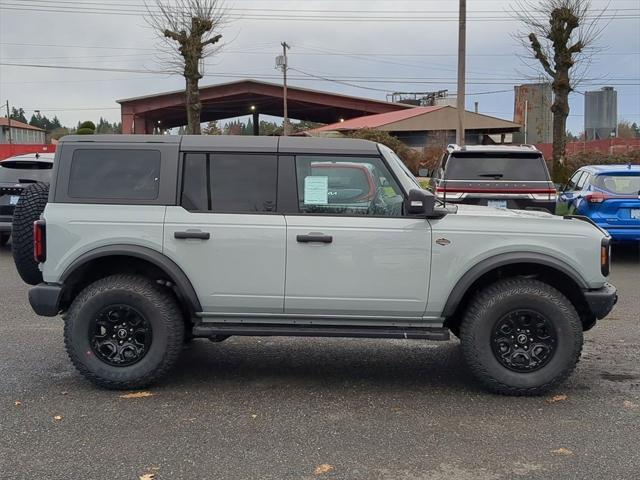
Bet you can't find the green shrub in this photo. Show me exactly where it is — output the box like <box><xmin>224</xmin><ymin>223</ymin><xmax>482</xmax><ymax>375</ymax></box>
<box><xmin>77</xmin><ymin>121</ymin><xmax>96</xmax><ymax>135</ymax></box>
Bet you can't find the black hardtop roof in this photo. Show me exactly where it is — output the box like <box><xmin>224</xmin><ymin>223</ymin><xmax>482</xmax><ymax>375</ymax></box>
<box><xmin>59</xmin><ymin>135</ymin><xmax>379</xmax><ymax>156</ymax></box>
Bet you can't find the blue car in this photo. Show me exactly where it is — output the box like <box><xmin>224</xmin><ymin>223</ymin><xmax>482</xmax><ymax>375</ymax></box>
<box><xmin>557</xmin><ymin>164</ymin><xmax>640</xmax><ymax>242</ymax></box>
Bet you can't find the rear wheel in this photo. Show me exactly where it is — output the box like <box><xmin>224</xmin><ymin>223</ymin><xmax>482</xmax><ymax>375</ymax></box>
<box><xmin>12</xmin><ymin>182</ymin><xmax>49</xmax><ymax>285</ymax></box>
<box><xmin>64</xmin><ymin>275</ymin><xmax>184</xmax><ymax>390</ymax></box>
<box><xmin>460</xmin><ymin>278</ymin><xmax>583</xmax><ymax>396</ymax></box>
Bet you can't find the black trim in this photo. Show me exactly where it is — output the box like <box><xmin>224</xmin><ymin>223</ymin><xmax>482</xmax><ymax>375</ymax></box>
<box><xmin>441</xmin><ymin>252</ymin><xmax>590</xmax><ymax>317</ymax></box>
<box><xmin>583</xmin><ymin>283</ymin><xmax>617</xmax><ymax>320</ymax></box>
<box><xmin>193</xmin><ymin>323</ymin><xmax>450</xmax><ymax>340</ymax></box>
<box><xmin>276</xmin><ymin>155</ymin><xmax>299</xmax><ymax>214</ymax></box>
<box><xmin>28</xmin><ymin>283</ymin><xmax>63</xmax><ymax>317</ymax></box>
<box><xmin>60</xmin><ymin>245</ymin><xmax>202</xmax><ymax>313</ymax></box>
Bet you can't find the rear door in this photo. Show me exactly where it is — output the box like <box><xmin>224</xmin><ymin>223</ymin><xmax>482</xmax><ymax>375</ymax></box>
<box><xmin>283</xmin><ymin>154</ymin><xmax>431</xmax><ymax>319</ymax></box>
<box><xmin>164</xmin><ymin>152</ymin><xmax>286</xmax><ymax>314</ymax></box>
<box><xmin>441</xmin><ymin>152</ymin><xmax>555</xmax><ymax>210</ymax></box>
<box><xmin>557</xmin><ymin>170</ymin><xmax>585</xmax><ymax>215</ymax></box>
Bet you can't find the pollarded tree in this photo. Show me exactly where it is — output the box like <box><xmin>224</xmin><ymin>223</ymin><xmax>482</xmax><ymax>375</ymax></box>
<box><xmin>145</xmin><ymin>0</ymin><xmax>227</xmax><ymax>135</ymax></box>
<box><xmin>515</xmin><ymin>0</ymin><xmax>606</xmax><ymax>180</ymax></box>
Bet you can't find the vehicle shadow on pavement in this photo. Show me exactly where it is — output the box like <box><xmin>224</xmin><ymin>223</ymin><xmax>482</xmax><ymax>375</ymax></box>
<box><xmin>166</xmin><ymin>338</ymin><xmax>480</xmax><ymax>393</ymax></box>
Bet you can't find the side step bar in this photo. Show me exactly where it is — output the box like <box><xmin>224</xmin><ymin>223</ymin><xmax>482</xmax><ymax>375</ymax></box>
<box><xmin>192</xmin><ymin>323</ymin><xmax>450</xmax><ymax>341</ymax></box>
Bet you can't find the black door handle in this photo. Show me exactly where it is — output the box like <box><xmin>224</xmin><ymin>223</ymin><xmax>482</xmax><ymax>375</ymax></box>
<box><xmin>296</xmin><ymin>234</ymin><xmax>333</xmax><ymax>244</ymax></box>
<box><xmin>174</xmin><ymin>230</ymin><xmax>210</xmax><ymax>240</ymax></box>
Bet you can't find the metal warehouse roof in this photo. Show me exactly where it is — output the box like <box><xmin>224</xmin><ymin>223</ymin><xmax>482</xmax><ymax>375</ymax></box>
<box><xmin>311</xmin><ymin>105</ymin><xmax>522</xmax><ymax>134</ymax></box>
<box><xmin>0</xmin><ymin>118</ymin><xmax>45</xmax><ymax>132</ymax></box>
<box><xmin>117</xmin><ymin>79</ymin><xmax>412</xmax><ymax>134</ymax></box>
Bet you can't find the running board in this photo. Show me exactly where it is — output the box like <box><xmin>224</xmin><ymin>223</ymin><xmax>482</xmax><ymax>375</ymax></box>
<box><xmin>192</xmin><ymin>323</ymin><xmax>450</xmax><ymax>341</ymax></box>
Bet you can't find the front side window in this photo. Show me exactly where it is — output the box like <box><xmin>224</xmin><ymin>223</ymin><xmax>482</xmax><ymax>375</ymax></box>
<box><xmin>565</xmin><ymin>171</ymin><xmax>584</xmax><ymax>191</ymax></box>
<box><xmin>295</xmin><ymin>156</ymin><xmax>404</xmax><ymax>216</ymax></box>
<box><xmin>181</xmin><ymin>153</ymin><xmax>277</xmax><ymax>213</ymax></box>
<box><xmin>69</xmin><ymin>149</ymin><xmax>160</xmax><ymax>200</ymax></box>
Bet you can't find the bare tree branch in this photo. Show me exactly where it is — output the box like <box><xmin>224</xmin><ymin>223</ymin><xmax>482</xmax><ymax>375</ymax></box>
<box><xmin>511</xmin><ymin>0</ymin><xmax>608</xmax><ymax>181</ymax></box>
<box><xmin>144</xmin><ymin>0</ymin><xmax>228</xmax><ymax>134</ymax></box>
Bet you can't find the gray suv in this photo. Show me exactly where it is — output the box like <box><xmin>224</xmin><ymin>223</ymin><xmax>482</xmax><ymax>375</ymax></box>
<box><xmin>0</xmin><ymin>153</ymin><xmax>53</xmax><ymax>246</ymax></box>
<box><xmin>15</xmin><ymin>135</ymin><xmax>617</xmax><ymax>395</ymax></box>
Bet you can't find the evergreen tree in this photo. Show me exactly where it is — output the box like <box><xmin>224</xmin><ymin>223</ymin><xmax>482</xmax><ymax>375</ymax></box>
<box><xmin>10</xmin><ymin>107</ymin><xmax>28</xmax><ymax>124</ymax></box>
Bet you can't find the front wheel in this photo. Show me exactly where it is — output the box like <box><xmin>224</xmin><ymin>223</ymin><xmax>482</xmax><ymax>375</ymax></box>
<box><xmin>64</xmin><ymin>275</ymin><xmax>184</xmax><ymax>389</ymax></box>
<box><xmin>460</xmin><ymin>278</ymin><xmax>583</xmax><ymax>396</ymax></box>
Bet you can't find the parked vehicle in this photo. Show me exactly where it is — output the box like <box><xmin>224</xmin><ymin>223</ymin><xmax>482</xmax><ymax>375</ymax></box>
<box><xmin>0</xmin><ymin>153</ymin><xmax>54</xmax><ymax>246</ymax></box>
<box><xmin>16</xmin><ymin>135</ymin><xmax>616</xmax><ymax>395</ymax></box>
<box><xmin>557</xmin><ymin>164</ymin><xmax>640</xmax><ymax>242</ymax></box>
<box><xmin>432</xmin><ymin>144</ymin><xmax>557</xmax><ymax>213</ymax></box>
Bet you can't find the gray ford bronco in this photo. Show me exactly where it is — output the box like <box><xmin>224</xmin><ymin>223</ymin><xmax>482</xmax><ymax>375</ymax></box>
<box><xmin>15</xmin><ymin>135</ymin><xmax>617</xmax><ymax>395</ymax></box>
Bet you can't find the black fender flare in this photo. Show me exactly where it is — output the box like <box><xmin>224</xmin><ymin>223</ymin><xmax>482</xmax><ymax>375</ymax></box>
<box><xmin>61</xmin><ymin>244</ymin><xmax>202</xmax><ymax>313</ymax></box>
<box><xmin>441</xmin><ymin>252</ymin><xmax>589</xmax><ymax>317</ymax></box>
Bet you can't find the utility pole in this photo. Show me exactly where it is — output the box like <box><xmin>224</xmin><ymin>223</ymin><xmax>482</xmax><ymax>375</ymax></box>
<box><xmin>456</xmin><ymin>0</ymin><xmax>466</xmax><ymax>146</ymax></box>
<box><xmin>280</xmin><ymin>42</ymin><xmax>290</xmax><ymax>136</ymax></box>
<box><xmin>5</xmin><ymin>101</ymin><xmax>13</xmax><ymax>145</ymax></box>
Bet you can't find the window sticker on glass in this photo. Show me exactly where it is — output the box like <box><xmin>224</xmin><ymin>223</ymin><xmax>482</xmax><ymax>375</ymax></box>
<box><xmin>304</xmin><ymin>176</ymin><xmax>329</xmax><ymax>205</ymax></box>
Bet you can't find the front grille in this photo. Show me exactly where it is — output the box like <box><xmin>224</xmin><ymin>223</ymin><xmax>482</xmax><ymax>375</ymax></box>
<box><xmin>0</xmin><ymin>206</ymin><xmax>14</xmax><ymax>216</ymax></box>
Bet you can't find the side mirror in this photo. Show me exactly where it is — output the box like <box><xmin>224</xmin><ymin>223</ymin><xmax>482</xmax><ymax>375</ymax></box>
<box><xmin>406</xmin><ymin>188</ymin><xmax>436</xmax><ymax>216</ymax></box>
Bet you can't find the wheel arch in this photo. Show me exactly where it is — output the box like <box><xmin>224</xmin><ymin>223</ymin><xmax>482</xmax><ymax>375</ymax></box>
<box><xmin>59</xmin><ymin>245</ymin><xmax>202</xmax><ymax>316</ymax></box>
<box><xmin>442</xmin><ymin>252</ymin><xmax>594</xmax><ymax>333</ymax></box>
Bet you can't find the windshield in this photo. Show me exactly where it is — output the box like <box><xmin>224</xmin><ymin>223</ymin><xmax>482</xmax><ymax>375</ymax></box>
<box><xmin>0</xmin><ymin>160</ymin><xmax>53</xmax><ymax>183</ymax></box>
<box><xmin>594</xmin><ymin>173</ymin><xmax>640</xmax><ymax>195</ymax></box>
<box><xmin>378</xmin><ymin>144</ymin><xmax>422</xmax><ymax>189</ymax></box>
<box><xmin>445</xmin><ymin>153</ymin><xmax>550</xmax><ymax>181</ymax></box>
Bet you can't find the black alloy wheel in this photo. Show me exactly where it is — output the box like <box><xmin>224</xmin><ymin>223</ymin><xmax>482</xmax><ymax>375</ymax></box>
<box><xmin>90</xmin><ymin>305</ymin><xmax>152</xmax><ymax>367</ymax></box>
<box><xmin>491</xmin><ymin>310</ymin><xmax>557</xmax><ymax>373</ymax></box>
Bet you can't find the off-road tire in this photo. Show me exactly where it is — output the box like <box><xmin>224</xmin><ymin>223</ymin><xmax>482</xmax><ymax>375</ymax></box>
<box><xmin>460</xmin><ymin>278</ymin><xmax>583</xmax><ymax>396</ymax></box>
<box><xmin>64</xmin><ymin>275</ymin><xmax>184</xmax><ymax>390</ymax></box>
<box><xmin>11</xmin><ymin>182</ymin><xmax>49</xmax><ymax>285</ymax></box>
<box><xmin>0</xmin><ymin>232</ymin><xmax>9</xmax><ymax>247</ymax></box>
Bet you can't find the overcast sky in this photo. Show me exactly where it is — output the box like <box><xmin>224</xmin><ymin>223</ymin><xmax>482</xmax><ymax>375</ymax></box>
<box><xmin>0</xmin><ymin>0</ymin><xmax>638</xmax><ymax>134</ymax></box>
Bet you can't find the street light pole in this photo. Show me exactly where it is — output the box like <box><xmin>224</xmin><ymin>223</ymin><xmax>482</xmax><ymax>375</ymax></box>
<box><xmin>5</xmin><ymin>101</ymin><xmax>13</xmax><ymax>146</ymax></box>
<box><xmin>281</xmin><ymin>42</ymin><xmax>290</xmax><ymax>136</ymax></box>
<box><xmin>456</xmin><ymin>0</ymin><xmax>466</xmax><ymax>146</ymax></box>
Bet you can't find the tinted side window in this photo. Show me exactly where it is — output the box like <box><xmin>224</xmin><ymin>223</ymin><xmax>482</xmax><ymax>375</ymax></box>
<box><xmin>295</xmin><ymin>156</ymin><xmax>404</xmax><ymax>217</ymax></box>
<box><xmin>68</xmin><ymin>149</ymin><xmax>161</xmax><ymax>200</ymax></box>
<box><xmin>566</xmin><ymin>171</ymin><xmax>583</xmax><ymax>191</ymax></box>
<box><xmin>576</xmin><ymin>172</ymin><xmax>590</xmax><ymax>189</ymax></box>
<box><xmin>181</xmin><ymin>153</ymin><xmax>277</xmax><ymax>213</ymax></box>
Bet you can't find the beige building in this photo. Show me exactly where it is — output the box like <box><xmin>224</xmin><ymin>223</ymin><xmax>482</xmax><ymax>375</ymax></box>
<box><xmin>309</xmin><ymin>106</ymin><xmax>522</xmax><ymax>147</ymax></box>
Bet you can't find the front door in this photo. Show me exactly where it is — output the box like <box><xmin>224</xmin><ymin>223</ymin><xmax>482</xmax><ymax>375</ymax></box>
<box><xmin>164</xmin><ymin>152</ymin><xmax>286</xmax><ymax>314</ymax></box>
<box><xmin>284</xmin><ymin>154</ymin><xmax>431</xmax><ymax>319</ymax></box>
<box><xmin>557</xmin><ymin>170</ymin><xmax>585</xmax><ymax>215</ymax></box>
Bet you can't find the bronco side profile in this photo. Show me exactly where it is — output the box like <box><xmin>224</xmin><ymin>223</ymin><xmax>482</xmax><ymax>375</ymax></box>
<box><xmin>15</xmin><ymin>135</ymin><xmax>617</xmax><ymax>395</ymax></box>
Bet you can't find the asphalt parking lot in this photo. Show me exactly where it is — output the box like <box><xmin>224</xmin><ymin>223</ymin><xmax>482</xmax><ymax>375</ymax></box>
<box><xmin>1</xmin><ymin>244</ymin><xmax>638</xmax><ymax>480</ymax></box>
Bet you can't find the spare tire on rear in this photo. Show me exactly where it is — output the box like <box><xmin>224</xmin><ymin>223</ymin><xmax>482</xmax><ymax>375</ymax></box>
<box><xmin>12</xmin><ymin>182</ymin><xmax>49</xmax><ymax>285</ymax></box>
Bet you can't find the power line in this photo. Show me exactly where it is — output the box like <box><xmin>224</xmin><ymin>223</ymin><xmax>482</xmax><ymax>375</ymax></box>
<box><xmin>1</xmin><ymin>3</ymin><xmax>637</xmax><ymax>21</ymax></box>
<box><xmin>2</xmin><ymin>63</ymin><xmax>638</xmax><ymax>86</ymax></box>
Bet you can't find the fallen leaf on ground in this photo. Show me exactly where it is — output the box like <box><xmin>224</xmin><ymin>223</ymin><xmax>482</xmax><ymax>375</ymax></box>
<box><xmin>14</xmin><ymin>401</ymin><xmax>22</xmax><ymax>406</ymax></box>
<box><xmin>139</xmin><ymin>474</ymin><xmax>155</xmax><ymax>480</ymax></box>
<box><xmin>119</xmin><ymin>391</ymin><xmax>154</xmax><ymax>399</ymax></box>
<box><xmin>314</xmin><ymin>464</ymin><xmax>334</xmax><ymax>475</ymax></box>
<box><xmin>251</xmin><ymin>414</ymin><xmax>258</xmax><ymax>419</ymax></box>
<box><xmin>551</xmin><ymin>448</ymin><xmax>573</xmax><ymax>456</ymax></box>
<box><xmin>53</xmin><ymin>415</ymin><xmax>62</xmax><ymax>421</ymax></box>
<box><xmin>548</xmin><ymin>394</ymin><xmax>568</xmax><ymax>403</ymax></box>
<box><xmin>623</xmin><ymin>400</ymin><xmax>638</xmax><ymax>410</ymax></box>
